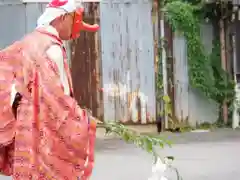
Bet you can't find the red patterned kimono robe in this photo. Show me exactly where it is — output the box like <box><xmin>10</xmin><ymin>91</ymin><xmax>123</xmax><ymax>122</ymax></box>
<box><xmin>0</xmin><ymin>28</ymin><xmax>96</xmax><ymax>179</ymax></box>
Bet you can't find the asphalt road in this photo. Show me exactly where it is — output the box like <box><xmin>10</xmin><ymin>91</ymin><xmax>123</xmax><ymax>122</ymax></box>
<box><xmin>1</xmin><ymin>130</ymin><xmax>240</xmax><ymax>180</ymax></box>
<box><xmin>92</xmin><ymin>131</ymin><xmax>240</xmax><ymax>180</ymax></box>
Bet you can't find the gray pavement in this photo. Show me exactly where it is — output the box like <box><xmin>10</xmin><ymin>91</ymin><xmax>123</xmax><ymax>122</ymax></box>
<box><xmin>92</xmin><ymin>129</ymin><xmax>240</xmax><ymax>180</ymax></box>
<box><xmin>1</xmin><ymin>129</ymin><xmax>240</xmax><ymax>180</ymax></box>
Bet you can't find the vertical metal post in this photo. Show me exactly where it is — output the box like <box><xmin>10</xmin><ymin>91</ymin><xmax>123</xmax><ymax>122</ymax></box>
<box><xmin>159</xmin><ymin>8</ymin><xmax>168</xmax><ymax>129</ymax></box>
<box><xmin>232</xmin><ymin>8</ymin><xmax>240</xmax><ymax>129</ymax></box>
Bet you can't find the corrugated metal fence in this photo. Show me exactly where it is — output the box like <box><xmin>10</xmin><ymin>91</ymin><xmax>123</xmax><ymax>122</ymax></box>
<box><xmin>0</xmin><ymin>0</ymin><xmax>157</xmax><ymax>124</ymax></box>
<box><xmin>71</xmin><ymin>0</ymin><xmax>157</xmax><ymax>124</ymax></box>
<box><xmin>0</xmin><ymin>1</ymin><xmax>46</xmax><ymax>49</ymax></box>
<box><xmin>100</xmin><ymin>0</ymin><xmax>156</xmax><ymax>123</ymax></box>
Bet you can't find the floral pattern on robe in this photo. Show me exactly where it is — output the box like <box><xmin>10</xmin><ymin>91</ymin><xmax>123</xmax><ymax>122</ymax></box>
<box><xmin>0</xmin><ymin>29</ymin><xmax>96</xmax><ymax>180</ymax></box>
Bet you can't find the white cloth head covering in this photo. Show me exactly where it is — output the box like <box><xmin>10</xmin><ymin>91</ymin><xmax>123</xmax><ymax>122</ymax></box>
<box><xmin>37</xmin><ymin>0</ymin><xmax>83</xmax><ymax>27</ymax></box>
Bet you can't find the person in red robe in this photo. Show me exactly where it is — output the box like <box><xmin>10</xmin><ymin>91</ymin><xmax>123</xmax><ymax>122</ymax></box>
<box><xmin>0</xmin><ymin>0</ymin><xmax>99</xmax><ymax>179</ymax></box>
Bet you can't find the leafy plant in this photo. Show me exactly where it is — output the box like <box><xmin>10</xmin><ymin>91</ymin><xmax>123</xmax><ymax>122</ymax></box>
<box><xmin>164</xmin><ymin>1</ymin><xmax>215</xmax><ymax>97</ymax></box>
<box><xmin>96</xmin><ymin>120</ymin><xmax>171</xmax><ymax>160</ymax></box>
<box><xmin>210</xmin><ymin>39</ymin><xmax>235</xmax><ymax>104</ymax></box>
<box><xmin>161</xmin><ymin>0</ymin><xmax>235</xmax><ymax>122</ymax></box>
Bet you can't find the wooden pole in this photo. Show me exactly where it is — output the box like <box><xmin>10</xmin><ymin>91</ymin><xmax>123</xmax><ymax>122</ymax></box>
<box><xmin>219</xmin><ymin>18</ymin><xmax>228</xmax><ymax>124</ymax></box>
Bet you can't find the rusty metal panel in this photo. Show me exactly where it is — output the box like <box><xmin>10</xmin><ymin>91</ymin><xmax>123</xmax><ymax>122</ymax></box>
<box><xmin>152</xmin><ymin>0</ymin><xmax>161</xmax><ymax>120</ymax></box>
<box><xmin>100</xmin><ymin>0</ymin><xmax>156</xmax><ymax>124</ymax></box>
<box><xmin>71</xmin><ymin>3</ymin><xmax>102</xmax><ymax>119</ymax></box>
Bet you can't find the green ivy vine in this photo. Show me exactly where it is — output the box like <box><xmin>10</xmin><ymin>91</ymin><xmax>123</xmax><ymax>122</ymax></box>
<box><xmin>164</xmin><ymin>1</ymin><xmax>215</xmax><ymax>97</ymax></box>
<box><xmin>160</xmin><ymin>0</ymin><xmax>235</xmax><ymax>108</ymax></box>
<box><xmin>210</xmin><ymin>39</ymin><xmax>235</xmax><ymax>104</ymax></box>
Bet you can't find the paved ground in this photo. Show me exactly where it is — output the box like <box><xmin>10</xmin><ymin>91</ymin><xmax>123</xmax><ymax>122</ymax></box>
<box><xmin>0</xmin><ymin>129</ymin><xmax>240</xmax><ymax>180</ymax></box>
<box><xmin>92</xmin><ymin>129</ymin><xmax>240</xmax><ymax>180</ymax></box>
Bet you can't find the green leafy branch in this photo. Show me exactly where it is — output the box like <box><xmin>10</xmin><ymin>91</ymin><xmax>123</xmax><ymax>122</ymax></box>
<box><xmin>97</xmin><ymin>121</ymin><xmax>171</xmax><ymax>161</ymax></box>
<box><xmin>85</xmin><ymin>108</ymin><xmax>171</xmax><ymax>161</ymax></box>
